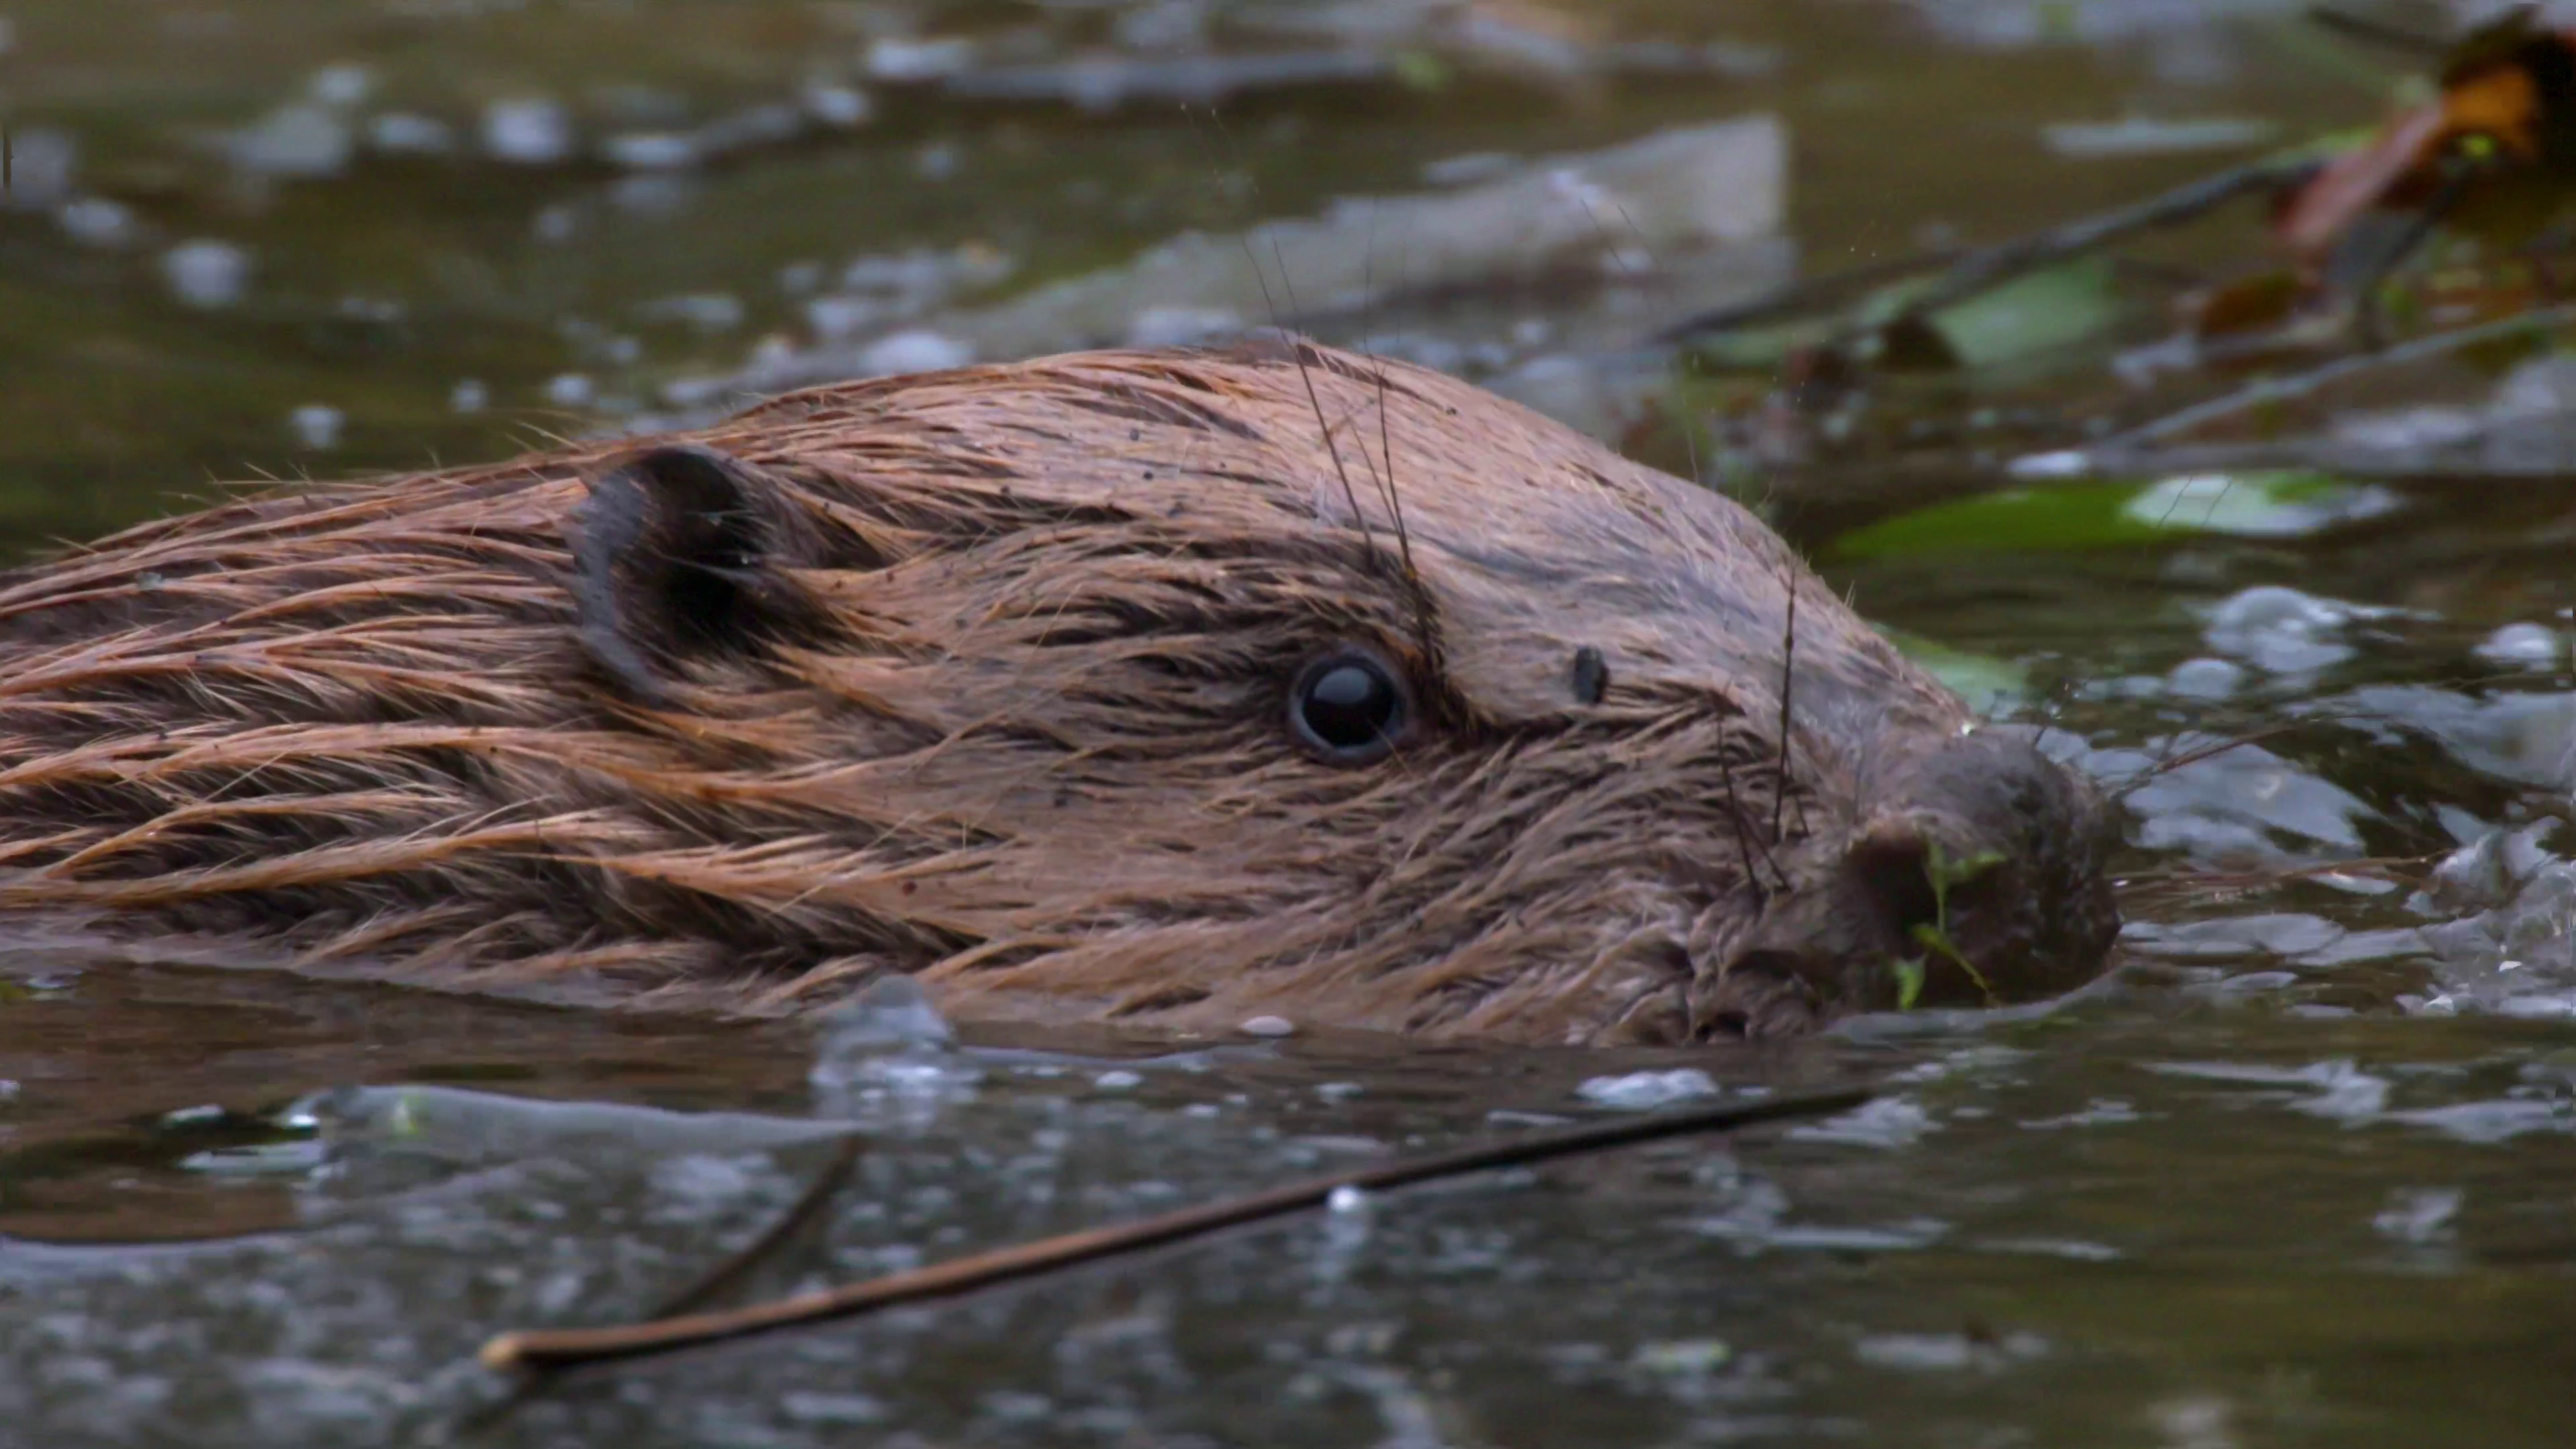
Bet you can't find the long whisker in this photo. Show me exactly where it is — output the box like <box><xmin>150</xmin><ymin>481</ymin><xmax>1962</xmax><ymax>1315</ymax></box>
<box><xmin>1196</xmin><ymin>107</ymin><xmax>1379</xmax><ymax>570</ymax></box>
<box><xmin>1352</xmin><ymin>202</ymin><xmax>1427</xmax><ymax>658</ymax></box>
<box><xmin>1718</xmin><ymin>753</ymin><xmax>1784</xmax><ymax>897</ymax></box>
<box><xmin>1272</xmin><ymin>239</ymin><xmax>1377</xmax><ymax>570</ymax></box>
<box><xmin>1772</xmin><ymin>564</ymin><xmax>1797</xmax><ymax>848</ymax></box>
<box><xmin>1364</xmin><ymin>206</ymin><xmax>1416</xmax><ymax>582</ymax></box>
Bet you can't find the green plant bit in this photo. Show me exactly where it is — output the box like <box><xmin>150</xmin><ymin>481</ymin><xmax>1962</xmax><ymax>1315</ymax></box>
<box><xmin>1894</xmin><ymin>841</ymin><xmax>2006</xmax><ymax>1008</ymax></box>
<box><xmin>1892</xmin><ymin>956</ymin><xmax>1928</xmax><ymax>1011</ymax></box>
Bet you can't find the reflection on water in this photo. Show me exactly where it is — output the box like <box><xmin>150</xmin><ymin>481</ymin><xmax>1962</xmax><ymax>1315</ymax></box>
<box><xmin>3</xmin><ymin>1</ymin><xmax>2575</xmax><ymax>1445</ymax></box>
<box><xmin>6</xmin><ymin>1001</ymin><xmax>2572</xmax><ymax>1448</ymax></box>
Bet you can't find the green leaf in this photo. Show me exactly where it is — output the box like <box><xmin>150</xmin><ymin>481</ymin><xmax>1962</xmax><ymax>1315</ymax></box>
<box><xmin>1924</xmin><ymin>843</ymin><xmax>2006</xmax><ymax>894</ymax></box>
<box><xmin>1829</xmin><ymin>482</ymin><xmax>2171</xmax><ymax>559</ymax></box>
<box><xmin>1880</xmin><ymin>629</ymin><xmax>2031</xmax><ymax>717</ymax></box>
<box><xmin>2117</xmin><ymin>470</ymin><xmax>2388</xmax><ymax>537</ymax></box>
<box><xmin>1391</xmin><ymin>50</ymin><xmax>1452</xmax><ymax>92</ymax></box>
<box><xmin>1892</xmin><ymin>957</ymin><xmax>1926</xmax><ymax>1011</ymax></box>
<box><xmin>1910</xmin><ymin>256</ymin><xmax>2127</xmax><ymax>373</ymax></box>
<box><xmin>1828</xmin><ymin>470</ymin><xmax>2389</xmax><ymax>561</ymax></box>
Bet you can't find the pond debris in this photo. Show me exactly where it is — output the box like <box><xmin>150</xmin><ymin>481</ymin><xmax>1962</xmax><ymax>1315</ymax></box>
<box><xmin>2041</xmin><ymin>113</ymin><xmax>2282</xmax><ymax>160</ymax></box>
<box><xmin>1648</xmin><ymin>4</ymin><xmax>2576</xmax><ymax>535</ymax></box>
<box><xmin>474</xmin><ymin>1083</ymin><xmax>1872</xmax><ymax>1375</ymax></box>
<box><xmin>699</xmin><ymin>115</ymin><xmax>1788</xmax><ymax>412</ymax></box>
<box><xmin>2008</xmin><ymin>299</ymin><xmax>2576</xmax><ymax>478</ymax></box>
<box><xmin>643</xmin><ymin>1133</ymin><xmax>866</xmax><ymax>1322</ymax></box>
<box><xmin>2275</xmin><ymin>5</ymin><xmax>2576</xmax><ymax>280</ymax></box>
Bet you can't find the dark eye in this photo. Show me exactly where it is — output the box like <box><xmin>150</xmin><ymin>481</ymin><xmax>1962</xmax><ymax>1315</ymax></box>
<box><xmin>1289</xmin><ymin>648</ymin><xmax>1411</xmax><ymax>763</ymax></box>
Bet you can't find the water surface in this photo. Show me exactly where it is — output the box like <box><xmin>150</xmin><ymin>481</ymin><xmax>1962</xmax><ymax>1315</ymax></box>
<box><xmin>3</xmin><ymin>2</ymin><xmax>2572</xmax><ymax>1444</ymax></box>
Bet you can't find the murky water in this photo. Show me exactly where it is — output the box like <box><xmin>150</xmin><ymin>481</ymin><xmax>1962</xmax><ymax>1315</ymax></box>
<box><xmin>4</xmin><ymin>1</ymin><xmax>2573</xmax><ymax>1444</ymax></box>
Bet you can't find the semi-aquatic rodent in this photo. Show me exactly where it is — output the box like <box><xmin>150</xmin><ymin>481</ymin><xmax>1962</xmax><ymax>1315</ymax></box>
<box><xmin>0</xmin><ymin>339</ymin><xmax>2120</xmax><ymax>1043</ymax></box>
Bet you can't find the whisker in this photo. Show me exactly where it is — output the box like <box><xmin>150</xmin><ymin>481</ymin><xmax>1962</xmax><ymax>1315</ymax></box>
<box><xmin>1272</xmin><ymin>239</ymin><xmax>1378</xmax><ymax>570</ymax></box>
<box><xmin>1195</xmin><ymin>106</ymin><xmax>1379</xmax><ymax>570</ymax></box>
<box><xmin>1772</xmin><ymin>564</ymin><xmax>1797</xmax><ymax>847</ymax></box>
<box><xmin>1717</xmin><ymin>752</ymin><xmax>1784</xmax><ymax>897</ymax></box>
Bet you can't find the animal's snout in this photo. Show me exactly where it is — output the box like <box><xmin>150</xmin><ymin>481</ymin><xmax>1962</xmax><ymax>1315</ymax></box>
<box><xmin>1697</xmin><ymin>729</ymin><xmax>2123</xmax><ymax>1035</ymax></box>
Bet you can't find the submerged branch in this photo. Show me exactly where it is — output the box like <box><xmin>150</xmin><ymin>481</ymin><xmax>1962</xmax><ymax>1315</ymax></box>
<box><xmin>478</xmin><ymin>1084</ymin><xmax>1872</xmax><ymax>1374</ymax></box>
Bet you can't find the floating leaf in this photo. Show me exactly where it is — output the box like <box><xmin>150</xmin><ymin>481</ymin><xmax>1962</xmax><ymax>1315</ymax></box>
<box><xmin>1391</xmin><ymin>50</ymin><xmax>1453</xmax><ymax>92</ymax></box>
<box><xmin>2118</xmin><ymin>470</ymin><xmax>2402</xmax><ymax>536</ymax></box>
<box><xmin>1830</xmin><ymin>482</ymin><xmax>2169</xmax><ymax>558</ymax></box>
<box><xmin>1829</xmin><ymin>470</ymin><xmax>2396</xmax><ymax>560</ymax></box>
<box><xmin>1900</xmin><ymin>256</ymin><xmax>2129</xmax><ymax>374</ymax></box>
<box><xmin>1880</xmin><ymin>629</ymin><xmax>2031</xmax><ymax>717</ymax></box>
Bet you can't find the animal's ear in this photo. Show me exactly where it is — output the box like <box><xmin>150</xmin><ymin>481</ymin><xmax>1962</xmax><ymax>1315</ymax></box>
<box><xmin>568</xmin><ymin>443</ymin><xmax>826</xmax><ymax>702</ymax></box>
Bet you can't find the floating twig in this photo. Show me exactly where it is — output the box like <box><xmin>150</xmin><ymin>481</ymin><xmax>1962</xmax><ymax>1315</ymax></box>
<box><xmin>1654</xmin><ymin>155</ymin><xmax>2316</xmax><ymax>349</ymax></box>
<box><xmin>1650</xmin><ymin>250</ymin><xmax>1964</xmax><ymax>343</ymax></box>
<box><xmin>478</xmin><ymin>1084</ymin><xmax>1872</xmax><ymax>1374</ymax></box>
<box><xmin>2302</xmin><ymin>3</ymin><xmax>2455</xmax><ymax>58</ymax></box>
<box><xmin>2013</xmin><ymin>299</ymin><xmax>2576</xmax><ymax>479</ymax></box>
<box><xmin>1849</xmin><ymin>156</ymin><xmax>2319</xmax><ymax>343</ymax></box>
<box><xmin>649</xmin><ymin>1131</ymin><xmax>865</xmax><ymax>1319</ymax></box>
<box><xmin>453</xmin><ymin>1130</ymin><xmax>867</xmax><ymax>1440</ymax></box>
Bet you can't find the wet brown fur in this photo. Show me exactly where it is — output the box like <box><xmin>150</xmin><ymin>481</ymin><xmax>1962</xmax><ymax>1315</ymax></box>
<box><xmin>0</xmin><ymin>341</ymin><xmax>2120</xmax><ymax>1044</ymax></box>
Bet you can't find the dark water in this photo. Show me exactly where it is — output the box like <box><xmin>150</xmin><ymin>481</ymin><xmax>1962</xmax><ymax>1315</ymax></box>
<box><xmin>5</xmin><ymin>1</ymin><xmax>2575</xmax><ymax>1444</ymax></box>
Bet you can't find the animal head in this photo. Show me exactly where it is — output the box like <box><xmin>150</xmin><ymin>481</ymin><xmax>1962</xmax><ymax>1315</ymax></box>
<box><xmin>556</xmin><ymin>340</ymin><xmax>2122</xmax><ymax>1041</ymax></box>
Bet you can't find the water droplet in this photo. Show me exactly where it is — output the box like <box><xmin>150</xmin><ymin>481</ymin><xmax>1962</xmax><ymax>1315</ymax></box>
<box><xmin>56</xmin><ymin>197</ymin><xmax>133</xmax><ymax>248</ymax></box>
<box><xmin>367</xmin><ymin>112</ymin><xmax>454</xmax><ymax>156</ymax></box>
<box><xmin>859</xmin><ymin>329</ymin><xmax>972</xmax><ymax>376</ymax></box>
<box><xmin>482</xmin><ymin>98</ymin><xmax>573</xmax><ymax>165</ymax></box>
<box><xmin>162</xmin><ymin>239</ymin><xmax>251</xmax><ymax>309</ymax></box>
<box><xmin>288</xmin><ymin>405</ymin><xmax>343</xmax><ymax>449</ymax></box>
<box><xmin>1575</xmin><ymin>1068</ymin><xmax>1719</xmax><ymax>1110</ymax></box>
<box><xmin>310</xmin><ymin>63</ymin><xmax>374</xmax><ymax>108</ymax></box>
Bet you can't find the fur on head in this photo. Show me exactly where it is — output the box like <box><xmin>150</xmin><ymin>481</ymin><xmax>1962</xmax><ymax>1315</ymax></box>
<box><xmin>0</xmin><ymin>341</ymin><xmax>2118</xmax><ymax>1042</ymax></box>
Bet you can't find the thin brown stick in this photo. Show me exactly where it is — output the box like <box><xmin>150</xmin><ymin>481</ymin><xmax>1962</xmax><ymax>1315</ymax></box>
<box><xmin>1656</xmin><ymin>154</ymin><xmax>2314</xmax><ymax>348</ymax></box>
<box><xmin>455</xmin><ymin>1130</ymin><xmax>869</xmax><ymax>1439</ymax></box>
<box><xmin>2114</xmin><ymin>853</ymin><xmax>2434</xmax><ymax>910</ymax></box>
<box><xmin>479</xmin><ymin>1084</ymin><xmax>1872</xmax><ymax>1374</ymax></box>
<box><xmin>2302</xmin><ymin>3</ymin><xmax>2451</xmax><ymax>56</ymax></box>
<box><xmin>2018</xmin><ymin>299</ymin><xmax>2576</xmax><ymax>478</ymax></box>
<box><xmin>648</xmin><ymin>1132</ymin><xmax>865</xmax><ymax>1319</ymax></box>
<box><xmin>1650</xmin><ymin>250</ymin><xmax>1962</xmax><ymax>343</ymax></box>
<box><xmin>1846</xmin><ymin>156</ymin><xmax>2318</xmax><ymax>343</ymax></box>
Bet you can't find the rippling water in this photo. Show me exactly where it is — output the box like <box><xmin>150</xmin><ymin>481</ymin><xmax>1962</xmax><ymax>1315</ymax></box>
<box><xmin>3</xmin><ymin>1</ymin><xmax>2573</xmax><ymax>1444</ymax></box>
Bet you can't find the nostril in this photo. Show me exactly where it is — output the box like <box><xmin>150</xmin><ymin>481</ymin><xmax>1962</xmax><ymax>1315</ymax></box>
<box><xmin>1848</xmin><ymin>821</ymin><xmax>1939</xmax><ymax>950</ymax></box>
